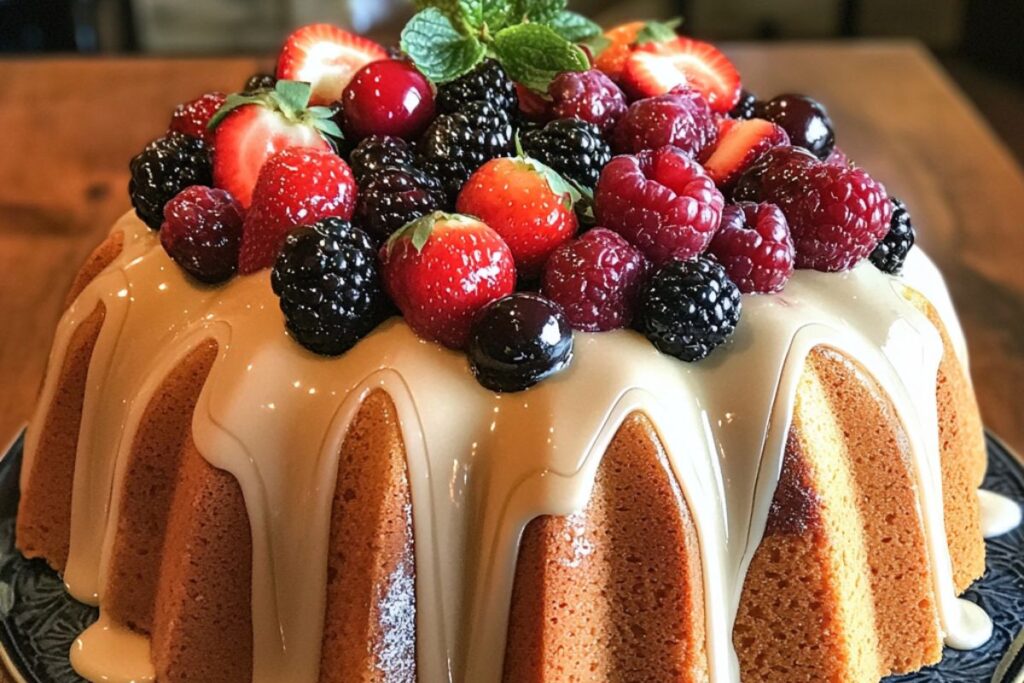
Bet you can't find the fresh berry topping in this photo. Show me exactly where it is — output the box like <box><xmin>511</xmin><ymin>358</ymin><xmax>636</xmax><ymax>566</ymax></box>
<box><xmin>755</xmin><ymin>94</ymin><xmax>835</xmax><ymax>160</ymax></box>
<box><xmin>825</xmin><ymin>146</ymin><xmax>850</xmax><ymax>168</ymax></box>
<box><xmin>435</xmin><ymin>59</ymin><xmax>518</xmax><ymax>117</ymax></box>
<box><xmin>611</xmin><ymin>86</ymin><xmax>717</xmax><ymax>157</ymax></box>
<box><xmin>547</xmin><ymin>70</ymin><xmax>627</xmax><ymax>134</ymax></box>
<box><xmin>515</xmin><ymin>83</ymin><xmax>551</xmax><ymax>123</ymax></box>
<box><xmin>468</xmin><ymin>293</ymin><xmax>574</xmax><ymax>392</ymax></box>
<box><xmin>355</xmin><ymin>166</ymin><xmax>447</xmax><ymax>243</ymax></box>
<box><xmin>129</xmin><ymin>133</ymin><xmax>213</xmax><ymax>230</ymax></box>
<box><xmin>736</xmin><ymin>146</ymin><xmax>892</xmax><ymax>271</ymax></box>
<box><xmin>870</xmin><ymin>197</ymin><xmax>915</xmax><ymax>274</ymax></box>
<box><xmin>701</xmin><ymin>118</ymin><xmax>790</xmax><ymax>193</ymax></box>
<box><xmin>622</xmin><ymin>37</ymin><xmax>741</xmax><ymax>113</ymax></box>
<box><xmin>379</xmin><ymin>212</ymin><xmax>516</xmax><ymax>349</ymax></box>
<box><xmin>456</xmin><ymin>156</ymin><xmax>579</xmax><ymax>277</ymax></box>
<box><xmin>418</xmin><ymin>100</ymin><xmax>515</xmax><ymax>199</ymax></box>
<box><xmin>209</xmin><ymin>81</ymin><xmax>340</xmax><ymax>207</ymax></box>
<box><xmin>275</xmin><ymin>23</ymin><xmax>388</xmax><ymax>106</ymax></box>
<box><xmin>635</xmin><ymin>256</ymin><xmax>742</xmax><ymax>361</ymax></box>
<box><xmin>595</xmin><ymin>145</ymin><xmax>724</xmax><ymax>265</ymax></box>
<box><xmin>341</xmin><ymin>59</ymin><xmax>436</xmax><ymax>140</ymax></box>
<box><xmin>159</xmin><ymin>186</ymin><xmax>244</xmax><ymax>284</ymax></box>
<box><xmin>348</xmin><ymin>135</ymin><xmax>417</xmax><ymax>186</ymax></box>
<box><xmin>243</xmin><ymin>73</ymin><xmax>277</xmax><ymax>93</ymax></box>
<box><xmin>169</xmin><ymin>92</ymin><xmax>226</xmax><ymax>145</ymax></box>
<box><xmin>541</xmin><ymin>228</ymin><xmax>649</xmax><ymax>332</ymax></box>
<box><xmin>239</xmin><ymin>147</ymin><xmax>357</xmax><ymax>273</ymax></box>
<box><xmin>729</xmin><ymin>89</ymin><xmax>757</xmax><ymax>119</ymax></box>
<box><xmin>708</xmin><ymin>202</ymin><xmax>794</xmax><ymax>293</ymax></box>
<box><xmin>272</xmin><ymin>218</ymin><xmax>386</xmax><ymax>355</ymax></box>
<box><xmin>520</xmin><ymin>118</ymin><xmax>612</xmax><ymax>190</ymax></box>
<box><xmin>593</xmin><ymin>21</ymin><xmax>645</xmax><ymax>82</ymax></box>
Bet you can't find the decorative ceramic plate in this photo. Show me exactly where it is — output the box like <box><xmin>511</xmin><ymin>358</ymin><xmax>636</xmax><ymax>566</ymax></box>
<box><xmin>0</xmin><ymin>433</ymin><xmax>1021</xmax><ymax>683</ymax></box>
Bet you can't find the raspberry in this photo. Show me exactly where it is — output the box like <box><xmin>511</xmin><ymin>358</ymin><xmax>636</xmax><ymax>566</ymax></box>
<box><xmin>242</xmin><ymin>73</ymin><xmax>277</xmax><ymax>93</ymax></box>
<box><xmin>435</xmin><ymin>59</ymin><xmax>518</xmax><ymax>117</ymax></box>
<box><xmin>595</xmin><ymin>145</ymin><xmax>724</xmax><ymax>266</ymax></box>
<box><xmin>542</xmin><ymin>228</ymin><xmax>650</xmax><ymax>332</ymax></box>
<box><xmin>160</xmin><ymin>186</ymin><xmax>244</xmax><ymax>283</ymax></box>
<box><xmin>348</xmin><ymin>135</ymin><xmax>416</xmax><ymax>186</ymax></box>
<box><xmin>729</xmin><ymin>89</ymin><xmax>757</xmax><ymax>119</ymax></box>
<box><xmin>870</xmin><ymin>197</ymin><xmax>915</xmax><ymax>274</ymax></box>
<box><xmin>129</xmin><ymin>132</ymin><xmax>213</xmax><ymax>230</ymax></box>
<box><xmin>737</xmin><ymin>146</ymin><xmax>892</xmax><ymax>272</ymax></box>
<box><xmin>708</xmin><ymin>202</ymin><xmax>794</xmax><ymax>293</ymax></box>
<box><xmin>611</xmin><ymin>87</ymin><xmax>717</xmax><ymax>157</ymax></box>
<box><xmin>168</xmin><ymin>92</ymin><xmax>226</xmax><ymax>145</ymax></box>
<box><xmin>547</xmin><ymin>69</ymin><xmax>628</xmax><ymax>134</ymax></box>
<box><xmin>635</xmin><ymin>257</ymin><xmax>742</xmax><ymax>362</ymax></box>
<box><xmin>271</xmin><ymin>218</ymin><xmax>386</xmax><ymax>356</ymax></box>
<box><xmin>355</xmin><ymin>166</ymin><xmax>448</xmax><ymax>243</ymax></box>
<box><xmin>825</xmin><ymin>146</ymin><xmax>850</xmax><ymax>168</ymax></box>
<box><xmin>468</xmin><ymin>293</ymin><xmax>574</xmax><ymax>392</ymax></box>
<box><xmin>418</xmin><ymin>100</ymin><xmax>515</xmax><ymax>199</ymax></box>
<box><xmin>520</xmin><ymin>118</ymin><xmax>612</xmax><ymax>190</ymax></box>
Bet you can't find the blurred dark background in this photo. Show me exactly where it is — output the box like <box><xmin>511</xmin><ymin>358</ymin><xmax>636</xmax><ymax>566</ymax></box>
<box><xmin>2</xmin><ymin>0</ymin><xmax>1022</xmax><ymax>161</ymax></box>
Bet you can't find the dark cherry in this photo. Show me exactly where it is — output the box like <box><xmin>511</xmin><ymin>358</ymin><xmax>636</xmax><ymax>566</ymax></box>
<box><xmin>342</xmin><ymin>59</ymin><xmax>436</xmax><ymax>140</ymax></box>
<box><xmin>468</xmin><ymin>293</ymin><xmax>574</xmax><ymax>392</ymax></box>
<box><xmin>755</xmin><ymin>94</ymin><xmax>835</xmax><ymax>160</ymax></box>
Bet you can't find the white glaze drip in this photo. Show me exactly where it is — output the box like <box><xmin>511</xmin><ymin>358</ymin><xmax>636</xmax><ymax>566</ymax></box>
<box><xmin>21</xmin><ymin>213</ymin><xmax>993</xmax><ymax>683</ymax></box>
<box><xmin>978</xmin><ymin>489</ymin><xmax>1023</xmax><ymax>539</ymax></box>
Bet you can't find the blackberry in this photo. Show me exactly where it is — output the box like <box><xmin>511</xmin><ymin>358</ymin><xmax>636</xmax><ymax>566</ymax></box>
<box><xmin>355</xmin><ymin>167</ymin><xmax>448</xmax><ymax>243</ymax></box>
<box><xmin>870</xmin><ymin>197</ymin><xmax>915</xmax><ymax>274</ymax></box>
<box><xmin>418</xmin><ymin>100</ymin><xmax>514</xmax><ymax>199</ymax></box>
<box><xmin>348</xmin><ymin>135</ymin><xmax>416</xmax><ymax>186</ymax></box>
<box><xmin>243</xmin><ymin>73</ymin><xmax>277</xmax><ymax>93</ymax></box>
<box><xmin>435</xmin><ymin>59</ymin><xmax>518</xmax><ymax>116</ymax></box>
<box><xmin>272</xmin><ymin>218</ymin><xmax>387</xmax><ymax>356</ymax></box>
<box><xmin>635</xmin><ymin>257</ymin><xmax>742</xmax><ymax>362</ymax></box>
<box><xmin>521</xmin><ymin>118</ymin><xmax>611</xmax><ymax>190</ymax></box>
<box><xmin>128</xmin><ymin>132</ymin><xmax>212</xmax><ymax>230</ymax></box>
<box><xmin>729</xmin><ymin>89</ymin><xmax>757</xmax><ymax>119</ymax></box>
<box><xmin>468</xmin><ymin>293</ymin><xmax>574</xmax><ymax>392</ymax></box>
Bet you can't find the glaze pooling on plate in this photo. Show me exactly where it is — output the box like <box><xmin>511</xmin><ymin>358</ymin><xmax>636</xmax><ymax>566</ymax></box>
<box><xmin>17</xmin><ymin>214</ymin><xmax>1019</xmax><ymax>682</ymax></box>
<box><xmin>2</xmin><ymin>435</ymin><xmax>1023</xmax><ymax>683</ymax></box>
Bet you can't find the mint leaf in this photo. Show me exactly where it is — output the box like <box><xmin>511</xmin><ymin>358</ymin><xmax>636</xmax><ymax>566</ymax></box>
<box><xmin>493</xmin><ymin>23</ymin><xmax>589</xmax><ymax>92</ymax></box>
<box><xmin>546</xmin><ymin>10</ymin><xmax>601</xmax><ymax>43</ymax></box>
<box><xmin>460</xmin><ymin>0</ymin><xmax>510</xmax><ymax>30</ymax></box>
<box><xmin>401</xmin><ymin>8</ymin><xmax>486</xmax><ymax>82</ymax></box>
<box><xmin>584</xmin><ymin>33</ymin><xmax>612</xmax><ymax>58</ymax></box>
<box><xmin>514</xmin><ymin>0</ymin><xmax>566</xmax><ymax>22</ymax></box>
<box><xmin>635</xmin><ymin>18</ymin><xmax>682</xmax><ymax>45</ymax></box>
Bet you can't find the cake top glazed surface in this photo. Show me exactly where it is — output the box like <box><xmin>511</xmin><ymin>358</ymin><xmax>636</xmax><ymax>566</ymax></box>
<box><xmin>19</xmin><ymin>1</ymin><xmax>1024</xmax><ymax>681</ymax></box>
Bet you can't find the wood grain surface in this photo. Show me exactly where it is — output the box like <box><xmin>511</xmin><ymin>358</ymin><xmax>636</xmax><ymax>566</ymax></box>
<box><xmin>0</xmin><ymin>41</ymin><xmax>1022</xmax><ymax>679</ymax></box>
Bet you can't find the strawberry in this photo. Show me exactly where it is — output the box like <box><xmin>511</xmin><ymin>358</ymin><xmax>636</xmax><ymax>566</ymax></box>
<box><xmin>701</xmin><ymin>118</ymin><xmax>790</xmax><ymax>192</ymax></box>
<box><xmin>238</xmin><ymin>147</ymin><xmax>356</xmax><ymax>273</ymax></box>
<box><xmin>594</xmin><ymin>21</ymin><xmax>645</xmax><ymax>82</ymax></box>
<box><xmin>209</xmin><ymin>80</ymin><xmax>341</xmax><ymax>208</ymax></box>
<box><xmin>276</xmin><ymin>23</ymin><xmax>388</xmax><ymax>106</ymax></box>
<box><xmin>456</xmin><ymin>157</ymin><xmax>579</xmax><ymax>277</ymax></box>
<box><xmin>379</xmin><ymin>212</ymin><xmax>516</xmax><ymax>349</ymax></box>
<box><xmin>622</xmin><ymin>37</ymin><xmax>741</xmax><ymax>113</ymax></box>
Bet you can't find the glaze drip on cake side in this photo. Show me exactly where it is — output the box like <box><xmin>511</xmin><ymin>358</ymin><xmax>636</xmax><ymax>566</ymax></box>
<box><xmin>21</xmin><ymin>213</ymin><xmax>1011</xmax><ymax>683</ymax></box>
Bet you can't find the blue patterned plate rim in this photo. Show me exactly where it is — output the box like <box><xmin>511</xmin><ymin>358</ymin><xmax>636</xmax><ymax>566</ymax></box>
<box><xmin>0</xmin><ymin>432</ymin><xmax>1021</xmax><ymax>683</ymax></box>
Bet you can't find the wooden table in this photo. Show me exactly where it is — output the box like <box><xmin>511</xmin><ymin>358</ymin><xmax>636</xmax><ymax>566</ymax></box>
<box><xmin>0</xmin><ymin>41</ymin><xmax>1022</xmax><ymax>679</ymax></box>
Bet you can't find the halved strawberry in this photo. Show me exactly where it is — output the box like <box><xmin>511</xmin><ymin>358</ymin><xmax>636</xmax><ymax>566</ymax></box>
<box><xmin>209</xmin><ymin>80</ymin><xmax>341</xmax><ymax>207</ymax></box>
<box><xmin>702</xmin><ymin>118</ymin><xmax>790</xmax><ymax>192</ymax></box>
<box><xmin>276</xmin><ymin>24</ymin><xmax>388</xmax><ymax>106</ymax></box>
<box><xmin>622</xmin><ymin>37</ymin><xmax>741</xmax><ymax>113</ymax></box>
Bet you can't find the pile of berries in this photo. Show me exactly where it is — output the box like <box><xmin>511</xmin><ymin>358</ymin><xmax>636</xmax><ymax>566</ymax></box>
<box><xmin>127</xmin><ymin>11</ymin><xmax>914</xmax><ymax>393</ymax></box>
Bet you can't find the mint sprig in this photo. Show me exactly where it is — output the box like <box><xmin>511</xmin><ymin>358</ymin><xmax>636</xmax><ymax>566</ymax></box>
<box><xmin>400</xmin><ymin>0</ymin><xmax>601</xmax><ymax>90</ymax></box>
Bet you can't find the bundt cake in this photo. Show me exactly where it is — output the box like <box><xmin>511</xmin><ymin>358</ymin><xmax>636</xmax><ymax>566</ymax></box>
<box><xmin>13</xmin><ymin>7</ymin><xmax>1023</xmax><ymax>683</ymax></box>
